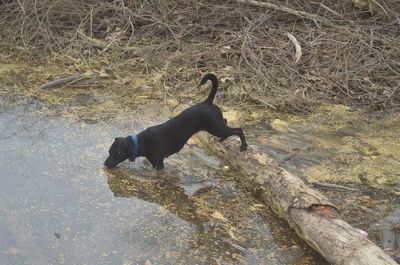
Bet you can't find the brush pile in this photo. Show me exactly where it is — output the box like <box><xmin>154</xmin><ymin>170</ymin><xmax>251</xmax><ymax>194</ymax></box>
<box><xmin>1</xmin><ymin>0</ymin><xmax>400</xmax><ymax>111</ymax></box>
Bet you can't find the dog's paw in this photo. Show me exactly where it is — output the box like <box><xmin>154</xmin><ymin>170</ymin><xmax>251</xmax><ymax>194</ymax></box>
<box><xmin>240</xmin><ymin>145</ymin><xmax>247</xmax><ymax>152</ymax></box>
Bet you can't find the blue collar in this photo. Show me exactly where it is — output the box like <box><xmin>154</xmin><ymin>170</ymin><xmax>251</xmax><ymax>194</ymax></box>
<box><xmin>130</xmin><ymin>134</ymin><xmax>139</xmax><ymax>157</ymax></box>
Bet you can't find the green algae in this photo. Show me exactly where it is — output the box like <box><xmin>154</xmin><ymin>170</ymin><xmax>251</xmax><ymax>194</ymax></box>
<box><xmin>299</xmin><ymin>105</ymin><xmax>400</xmax><ymax>187</ymax></box>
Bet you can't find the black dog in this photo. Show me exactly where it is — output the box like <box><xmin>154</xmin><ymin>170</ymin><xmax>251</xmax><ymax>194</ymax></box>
<box><xmin>104</xmin><ymin>73</ymin><xmax>247</xmax><ymax>169</ymax></box>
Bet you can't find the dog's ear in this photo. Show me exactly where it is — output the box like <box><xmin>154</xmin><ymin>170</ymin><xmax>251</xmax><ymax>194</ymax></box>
<box><xmin>114</xmin><ymin>137</ymin><xmax>121</xmax><ymax>141</ymax></box>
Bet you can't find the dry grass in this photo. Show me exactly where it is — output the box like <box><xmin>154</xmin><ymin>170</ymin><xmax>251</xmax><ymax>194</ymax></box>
<box><xmin>1</xmin><ymin>0</ymin><xmax>400</xmax><ymax>112</ymax></box>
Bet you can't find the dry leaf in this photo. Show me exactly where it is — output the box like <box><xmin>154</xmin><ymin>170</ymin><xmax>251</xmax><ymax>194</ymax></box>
<box><xmin>253</xmin><ymin>153</ymin><xmax>270</xmax><ymax>165</ymax></box>
<box><xmin>228</xmin><ymin>227</ymin><xmax>239</xmax><ymax>241</ymax></box>
<box><xmin>212</xmin><ymin>211</ymin><xmax>229</xmax><ymax>222</ymax></box>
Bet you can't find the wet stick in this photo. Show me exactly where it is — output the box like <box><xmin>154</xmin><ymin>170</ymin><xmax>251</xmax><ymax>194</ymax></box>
<box><xmin>196</xmin><ymin>134</ymin><xmax>398</xmax><ymax>265</ymax></box>
<box><xmin>313</xmin><ymin>182</ymin><xmax>359</xmax><ymax>191</ymax></box>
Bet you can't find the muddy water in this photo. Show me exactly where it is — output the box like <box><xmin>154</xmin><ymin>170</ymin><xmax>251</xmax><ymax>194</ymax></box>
<box><xmin>0</xmin><ymin>83</ymin><xmax>326</xmax><ymax>264</ymax></box>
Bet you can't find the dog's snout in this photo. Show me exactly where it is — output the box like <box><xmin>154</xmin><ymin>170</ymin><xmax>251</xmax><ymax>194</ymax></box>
<box><xmin>103</xmin><ymin>157</ymin><xmax>115</xmax><ymax>168</ymax></box>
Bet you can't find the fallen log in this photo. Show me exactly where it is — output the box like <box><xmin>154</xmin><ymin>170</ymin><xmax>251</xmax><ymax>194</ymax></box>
<box><xmin>196</xmin><ymin>135</ymin><xmax>397</xmax><ymax>265</ymax></box>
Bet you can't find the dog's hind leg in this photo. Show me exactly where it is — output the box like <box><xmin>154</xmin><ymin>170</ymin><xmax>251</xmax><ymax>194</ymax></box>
<box><xmin>219</xmin><ymin>119</ymin><xmax>228</xmax><ymax>142</ymax></box>
<box><xmin>229</xmin><ymin>127</ymin><xmax>248</xmax><ymax>151</ymax></box>
<box><xmin>207</xmin><ymin>124</ymin><xmax>248</xmax><ymax>151</ymax></box>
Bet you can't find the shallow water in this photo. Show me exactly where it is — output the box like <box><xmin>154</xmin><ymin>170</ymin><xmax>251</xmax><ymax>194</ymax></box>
<box><xmin>1</xmin><ymin>63</ymin><xmax>399</xmax><ymax>264</ymax></box>
<box><xmin>0</xmin><ymin>94</ymin><xmax>325</xmax><ymax>264</ymax></box>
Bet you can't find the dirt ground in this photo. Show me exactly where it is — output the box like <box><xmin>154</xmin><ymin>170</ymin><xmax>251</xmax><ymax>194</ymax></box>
<box><xmin>1</xmin><ymin>0</ymin><xmax>400</xmax><ymax>112</ymax></box>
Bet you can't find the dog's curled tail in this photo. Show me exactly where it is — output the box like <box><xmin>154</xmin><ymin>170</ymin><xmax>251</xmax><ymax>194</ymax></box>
<box><xmin>201</xmin><ymin>73</ymin><xmax>219</xmax><ymax>104</ymax></box>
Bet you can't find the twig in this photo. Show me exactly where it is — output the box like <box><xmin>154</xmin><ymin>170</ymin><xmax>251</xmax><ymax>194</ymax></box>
<box><xmin>319</xmin><ymin>3</ymin><xmax>344</xmax><ymax>19</ymax></box>
<box><xmin>77</xmin><ymin>29</ymin><xmax>108</xmax><ymax>49</ymax></box>
<box><xmin>221</xmin><ymin>238</ymin><xmax>249</xmax><ymax>253</ymax></box>
<box><xmin>285</xmin><ymin>32</ymin><xmax>302</xmax><ymax>64</ymax></box>
<box><xmin>237</xmin><ymin>0</ymin><xmax>331</xmax><ymax>25</ymax></box>
<box><xmin>40</xmin><ymin>73</ymin><xmax>93</xmax><ymax>90</ymax></box>
<box><xmin>77</xmin><ymin>29</ymin><xmax>137</xmax><ymax>53</ymax></box>
<box><xmin>370</xmin><ymin>0</ymin><xmax>390</xmax><ymax>19</ymax></box>
<box><xmin>313</xmin><ymin>182</ymin><xmax>359</xmax><ymax>192</ymax></box>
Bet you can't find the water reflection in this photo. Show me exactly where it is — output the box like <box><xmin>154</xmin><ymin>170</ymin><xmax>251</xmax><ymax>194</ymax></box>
<box><xmin>105</xmin><ymin>168</ymin><xmax>249</xmax><ymax>263</ymax></box>
<box><xmin>106</xmin><ymin>168</ymin><xmax>208</xmax><ymax>227</ymax></box>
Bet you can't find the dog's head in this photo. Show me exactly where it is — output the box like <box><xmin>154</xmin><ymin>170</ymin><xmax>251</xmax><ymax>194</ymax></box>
<box><xmin>104</xmin><ymin>137</ymin><xmax>134</xmax><ymax>168</ymax></box>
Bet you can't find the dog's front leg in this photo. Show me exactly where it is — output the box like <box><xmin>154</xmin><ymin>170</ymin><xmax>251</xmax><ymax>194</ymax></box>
<box><xmin>155</xmin><ymin>159</ymin><xmax>164</xmax><ymax>170</ymax></box>
<box><xmin>148</xmin><ymin>155</ymin><xmax>164</xmax><ymax>170</ymax></box>
<box><xmin>154</xmin><ymin>154</ymin><xmax>164</xmax><ymax>170</ymax></box>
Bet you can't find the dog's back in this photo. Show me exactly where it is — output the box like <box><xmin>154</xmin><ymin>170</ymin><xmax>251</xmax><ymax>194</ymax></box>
<box><xmin>144</xmin><ymin>74</ymin><xmax>222</xmax><ymax>157</ymax></box>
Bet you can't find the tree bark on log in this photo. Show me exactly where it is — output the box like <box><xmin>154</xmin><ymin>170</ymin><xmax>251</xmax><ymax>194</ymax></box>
<box><xmin>196</xmin><ymin>135</ymin><xmax>397</xmax><ymax>265</ymax></box>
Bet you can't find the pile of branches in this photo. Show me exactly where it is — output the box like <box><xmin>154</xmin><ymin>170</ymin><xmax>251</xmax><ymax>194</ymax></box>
<box><xmin>1</xmin><ymin>0</ymin><xmax>400</xmax><ymax>111</ymax></box>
